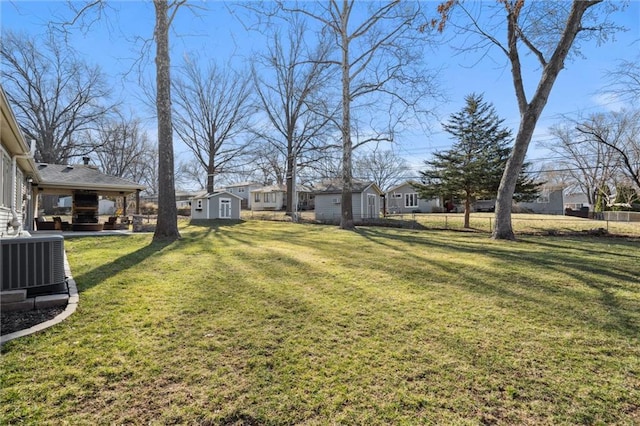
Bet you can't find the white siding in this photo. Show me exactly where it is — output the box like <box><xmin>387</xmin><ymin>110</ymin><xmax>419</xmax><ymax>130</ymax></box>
<box><xmin>386</xmin><ymin>183</ymin><xmax>440</xmax><ymax>214</ymax></box>
<box><xmin>0</xmin><ymin>146</ymin><xmax>31</xmax><ymax>236</ymax></box>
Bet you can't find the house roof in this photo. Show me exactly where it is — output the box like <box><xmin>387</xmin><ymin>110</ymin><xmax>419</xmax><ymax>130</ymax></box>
<box><xmin>386</xmin><ymin>180</ymin><xmax>420</xmax><ymax>194</ymax></box>
<box><xmin>35</xmin><ymin>163</ymin><xmax>145</xmax><ymax>196</ymax></box>
<box><xmin>312</xmin><ymin>179</ymin><xmax>382</xmax><ymax>195</ymax></box>
<box><xmin>223</xmin><ymin>181</ymin><xmax>260</xmax><ymax>188</ymax></box>
<box><xmin>193</xmin><ymin>190</ymin><xmax>243</xmax><ymax>200</ymax></box>
<box><xmin>249</xmin><ymin>184</ymin><xmax>314</xmax><ymax>194</ymax></box>
<box><xmin>250</xmin><ymin>184</ymin><xmax>287</xmax><ymax>193</ymax></box>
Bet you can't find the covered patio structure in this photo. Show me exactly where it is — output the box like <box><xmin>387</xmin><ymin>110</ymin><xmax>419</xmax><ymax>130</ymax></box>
<box><xmin>32</xmin><ymin>162</ymin><xmax>145</xmax><ymax>232</ymax></box>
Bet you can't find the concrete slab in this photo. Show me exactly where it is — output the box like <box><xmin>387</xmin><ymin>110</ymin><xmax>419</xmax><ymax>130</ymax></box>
<box><xmin>1</xmin><ymin>290</ymin><xmax>27</xmax><ymax>304</ymax></box>
<box><xmin>2</xmin><ymin>298</ymin><xmax>35</xmax><ymax>312</ymax></box>
<box><xmin>34</xmin><ymin>294</ymin><xmax>69</xmax><ymax>309</ymax></box>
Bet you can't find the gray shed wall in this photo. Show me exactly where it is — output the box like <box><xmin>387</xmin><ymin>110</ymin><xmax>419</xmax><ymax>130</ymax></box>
<box><xmin>315</xmin><ymin>188</ymin><xmax>381</xmax><ymax>222</ymax></box>
<box><xmin>518</xmin><ymin>189</ymin><xmax>564</xmax><ymax>215</ymax></box>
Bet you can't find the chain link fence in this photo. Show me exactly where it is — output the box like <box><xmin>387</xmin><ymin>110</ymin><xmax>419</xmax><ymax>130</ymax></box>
<box><xmin>240</xmin><ymin>210</ymin><xmax>640</xmax><ymax>237</ymax></box>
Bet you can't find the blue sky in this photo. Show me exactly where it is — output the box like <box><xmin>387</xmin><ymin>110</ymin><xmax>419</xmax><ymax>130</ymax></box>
<box><xmin>1</xmin><ymin>1</ymin><xmax>639</xmax><ymax>182</ymax></box>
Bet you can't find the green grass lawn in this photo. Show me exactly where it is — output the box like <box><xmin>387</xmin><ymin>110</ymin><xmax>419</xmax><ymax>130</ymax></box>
<box><xmin>1</xmin><ymin>221</ymin><xmax>639</xmax><ymax>424</ymax></box>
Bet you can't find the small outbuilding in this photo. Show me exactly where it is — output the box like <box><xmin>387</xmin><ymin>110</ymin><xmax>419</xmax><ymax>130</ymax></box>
<box><xmin>314</xmin><ymin>179</ymin><xmax>383</xmax><ymax>223</ymax></box>
<box><xmin>191</xmin><ymin>191</ymin><xmax>242</xmax><ymax>220</ymax></box>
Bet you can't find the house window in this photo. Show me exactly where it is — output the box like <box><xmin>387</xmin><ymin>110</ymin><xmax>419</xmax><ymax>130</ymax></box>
<box><xmin>264</xmin><ymin>193</ymin><xmax>272</xmax><ymax>203</ymax></box>
<box><xmin>392</xmin><ymin>193</ymin><xmax>402</xmax><ymax>198</ymax></box>
<box><xmin>1</xmin><ymin>148</ymin><xmax>11</xmax><ymax>208</ymax></box>
<box><xmin>254</xmin><ymin>193</ymin><xmax>260</xmax><ymax>202</ymax></box>
<box><xmin>405</xmin><ymin>193</ymin><xmax>418</xmax><ymax>208</ymax></box>
<box><xmin>196</xmin><ymin>199</ymin><xmax>203</xmax><ymax>210</ymax></box>
<box><xmin>238</xmin><ymin>188</ymin><xmax>245</xmax><ymax>193</ymax></box>
<box><xmin>536</xmin><ymin>189</ymin><xmax>550</xmax><ymax>203</ymax></box>
<box><xmin>15</xmin><ymin>168</ymin><xmax>23</xmax><ymax>209</ymax></box>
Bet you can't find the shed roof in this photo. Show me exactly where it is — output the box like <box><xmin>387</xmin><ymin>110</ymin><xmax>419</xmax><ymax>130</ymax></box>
<box><xmin>312</xmin><ymin>179</ymin><xmax>382</xmax><ymax>195</ymax></box>
<box><xmin>193</xmin><ymin>190</ymin><xmax>243</xmax><ymax>200</ymax></box>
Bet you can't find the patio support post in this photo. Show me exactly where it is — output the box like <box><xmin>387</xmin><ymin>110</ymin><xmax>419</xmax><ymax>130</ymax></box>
<box><xmin>123</xmin><ymin>195</ymin><xmax>127</xmax><ymax>216</ymax></box>
<box><xmin>136</xmin><ymin>189</ymin><xmax>141</xmax><ymax>214</ymax></box>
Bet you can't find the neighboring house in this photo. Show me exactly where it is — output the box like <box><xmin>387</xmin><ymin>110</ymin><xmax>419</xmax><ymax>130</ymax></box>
<box><xmin>385</xmin><ymin>181</ymin><xmax>441</xmax><ymax>214</ymax></box>
<box><xmin>176</xmin><ymin>191</ymin><xmax>203</xmax><ymax>210</ymax></box>
<box><xmin>297</xmin><ymin>185</ymin><xmax>315</xmax><ymax>211</ymax></box>
<box><xmin>143</xmin><ymin>190</ymin><xmax>206</xmax><ymax>210</ymax></box>
<box><xmin>564</xmin><ymin>189</ymin><xmax>591</xmax><ymax>211</ymax></box>
<box><xmin>314</xmin><ymin>179</ymin><xmax>383</xmax><ymax>222</ymax></box>
<box><xmin>474</xmin><ymin>200</ymin><xmax>496</xmax><ymax>212</ymax></box>
<box><xmin>191</xmin><ymin>191</ymin><xmax>242</xmax><ymax>220</ymax></box>
<box><xmin>1</xmin><ymin>86</ymin><xmax>38</xmax><ymax>237</ymax></box>
<box><xmin>517</xmin><ymin>186</ymin><xmax>564</xmax><ymax>215</ymax></box>
<box><xmin>222</xmin><ymin>182</ymin><xmax>262</xmax><ymax>209</ymax></box>
<box><xmin>250</xmin><ymin>184</ymin><xmax>287</xmax><ymax>211</ymax></box>
<box><xmin>248</xmin><ymin>184</ymin><xmax>314</xmax><ymax>212</ymax></box>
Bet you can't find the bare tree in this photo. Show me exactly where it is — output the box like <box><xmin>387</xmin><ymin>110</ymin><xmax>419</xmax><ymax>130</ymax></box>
<box><xmin>604</xmin><ymin>51</ymin><xmax>640</xmax><ymax>102</ymax></box>
<box><xmin>434</xmin><ymin>0</ymin><xmax>625</xmax><ymax>239</ymax></box>
<box><xmin>135</xmin><ymin>144</ymin><xmax>159</xmax><ymax>197</ymax></box>
<box><xmin>175</xmin><ymin>158</ymin><xmax>207</xmax><ymax>192</ymax></box>
<box><xmin>353</xmin><ymin>149</ymin><xmax>410</xmax><ymax>192</ymax></box>
<box><xmin>151</xmin><ymin>0</ymin><xmax>184</xmax><ymax>241</ymax></box>
<box><xmin>281</xmin><ymin>1</ymin><xmax>438</xmax><ymax>229</ymax></box>
<box><xmin>173</xmin><ymin>58</ymin><xmax>255</xmax><ymax>194</ymax></box>
<box><xmin>297</xmin><ymin>146</ymin><xmax>342</xmax><ymax>185</ymax></box>
<box><xmin>86</xmin><ymin>115</ymin><xmax>155</xmax><ymax>183</ymax></box>
<box><xmin>248</xmin><ymin>141</ymin><xmax>288</xmax><ymax>186</ymax></box>
<box><xmin>577</xmin><ymin>110</ymin><xmax>640</xmax><ymax>191</ymax></box>
<box><xmin>0</xmin><ymin>30</ymin><xmax>114</xmax><ymax>163</ymax></box>
<box><xmin>252</xmin><ymin>15</ymin><xmax>336</xmax><ymax>214</ymax></box>
<box><xmin>543</xmin><ymin>121</ymin><xmax>619</xmax><ymax>208</ymax></box>
<box><xmin>58</xmin><ymin>0</ymin><xmax>187</xmax><ymax>241</ymax></box>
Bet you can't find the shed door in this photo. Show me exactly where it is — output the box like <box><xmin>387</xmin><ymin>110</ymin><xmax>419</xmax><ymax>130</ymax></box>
<box><xmin>219</xmin><ymin>198</ymin><xmax>232</xmax><ymax>218</ymax></box>
<box><xmin>367</xmin><ymin>194</ymin><xmax>377</xmax><ymax>218</ymax></box>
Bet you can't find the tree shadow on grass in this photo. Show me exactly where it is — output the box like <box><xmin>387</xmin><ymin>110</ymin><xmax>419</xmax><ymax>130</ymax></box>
<box><xmin>71</xmin><ymin>221</ymin><xmax>246</xmax><ymax>292</ymax></box>
<box><xmin>188</xmin><ymin>219</ymin><xmax>246</xmax><ymax>231</ymax></box>
<box><xmin>355</xmin><ymin>227</ymin><xmax>640</xmax><ymax>339</ymax></box>
<box><xmin>72</xmin><ymin>238</ymin><xmax>175</xmax><ymax>293</ymax></box>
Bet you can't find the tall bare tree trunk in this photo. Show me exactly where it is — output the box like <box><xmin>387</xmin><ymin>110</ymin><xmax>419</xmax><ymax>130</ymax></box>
<box><xmin>492</xmin><ymin>0</ymin><xmax>599</xmax><ymax>240</ymax></box>
<box><xmin>340</xmin><ymin>2</ymin><xmax>354</xmax><ymax>230</ymax></box>
<box><xmin>207</xmin><ymin>148</ymin><xmax>215</xmax><ymax>194</ymax></box>
<box><xmin>153</xmin><ymin>0</ymin><xmax>180</xmax><ymax>241</ymax></box>
<box><xmin>286</xmin><ymin>148</ymin><xmax>295</xmax><ymax>215</ymax></box>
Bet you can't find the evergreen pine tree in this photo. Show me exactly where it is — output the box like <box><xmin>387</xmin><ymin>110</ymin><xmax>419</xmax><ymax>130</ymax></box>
<box><xmin>414</xmin><ymin>93</ymin><xmax>539</xmax><ymax>228</ymax></box>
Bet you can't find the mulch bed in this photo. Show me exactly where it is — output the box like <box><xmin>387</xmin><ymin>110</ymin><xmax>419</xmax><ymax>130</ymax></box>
<box><xmin>1</xmin><ymin>307</ymin><xmax>65</xmax><ymax>336</ymax></box>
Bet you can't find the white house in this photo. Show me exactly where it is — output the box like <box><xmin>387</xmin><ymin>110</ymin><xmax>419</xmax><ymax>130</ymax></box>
<box><xmin>191</xmin><ymin>191</ymin><xmax>242</xmax><ymax>220</ymax></box>
<box><xmin>250</xmin><ymin>184</ymin><xmax>287</xmax><ymax>211</ymax></box>
<box><xmin>1</xmin><ymin>86</ymin><xmax>38</xmax><ymax>237</ymax></box>
<box><xmin>385</xmin><ymin>181</ymin><xmax>441</xmax><ymax>214</ymax></box>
